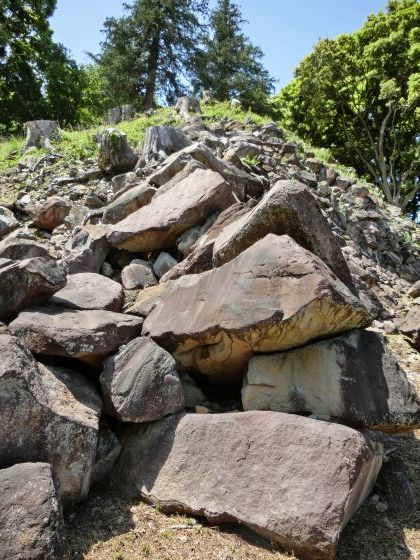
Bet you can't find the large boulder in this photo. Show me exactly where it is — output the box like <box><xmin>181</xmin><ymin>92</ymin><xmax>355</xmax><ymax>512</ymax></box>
<box><xmin>0</xmin><ymin>462</ymin><xmax>64</xmax><ymax>560</ymax></box>
<box><xmin>98</xmin><ymin>129</ymin><xmax>138</xmax><ymax>175</ymax></box>
<box><xmin>9</xmin><ymin>307</ymin><xmax>142</xmax><ymax>365</ymax></box>
<box><xmin>213</xmin><ymin>180</ymin><xmax>353</xmax><ymax>287</ymax></box>
<box><xmin>62</xmin><ymin>224</ymin><xmax>109</xmax><ymax>274</ymax></box>
<box><xmin>102</xmin><ymin>183</ymin><xmax>156</xmax><ymax>224</ymax></box>
<box><xmin>107</xmin><ymin>168</ymin><xmax>236</xmax><ymax>252</ymax></box>
<box><xmin>30</xmin><ymin>196</ymin><xmax>70</xmax><ymax>231</ymax></box>
<box><xmin>243</xmin><ymin>329</ymin><xmax>420</xmax><ymax>432</ymax></box>
<box><xmin>50</xmin><ymin>272</ymin><xmax>123</xmax><ymax>312</ymax></box>
<box><xmin>140</xmin><ymin>126</ymin><xmax>191</xmax><ymax>163</ymax></box>
<box><xmin>0</xmin><ymin>237</ymin><xmax>51</xmax><ymax>260</ymax></box>
<box><xmin>115</xmin><ymin>411</ymin><xmax>383</xmax><ymax>560</ymax></box>
<box><xmin>100</xmin><ymin>337</ymin><xmax>185</xmax><ymax>422</ymax></box>
<box><xmin>142</xmin><ymin>234</ymin><xmax>371</xmax><ymax>380</ymax></box>
<box><xmin>0</xmin><ymin>335</ymin><xmax>102</xmax><ymax>501</ymax></box>
<box><xmin>397</xmin><ymin>303</ymin><xmax>420</xmax><ymax>350</ymax></box>
<box><xmin>0</xmin><ymin>256</ymin><xmax>66</xmax><ymax>320</ymax></box>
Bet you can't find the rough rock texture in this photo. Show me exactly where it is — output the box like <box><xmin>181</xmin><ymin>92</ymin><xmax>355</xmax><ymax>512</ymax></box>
<box><xmin>143</xmin><ymin>234</ymin><xmax>371</xmax><ymax>379</ymax></box>
<box><xmin>102</xmin><ymin>184</ymin><xmax>156</xmax><ymax>224</ymax></box>
<box><xmin>0</xmin><ymin>237</ymin><xmax>51</xmax><ymax>260</ymax></box>
<box><xmin>140</xmin><ymin>126</ymin><xmax>191</xmax><ymax>163</ymax></box>
<box><xmin>51</xmin><ymin>272</ymin><xmax>123</xmax><ymax>311</ymax></box>
<box><xmin>243</xmin><ymin>329</ymin><xmax>420</xmax><ymax>432</ymax></box>
<box><xmin>0</xmin><ymin>256</ymin><xmax>66</xmax><ymax>320</ymax></box>
<box><xmin>31</xmin><ymin>196</ymin><xmax>70</xmax><ymax>231</ymax></box>
<box><xmin>0</xmin><ymin>462</ymin><xmax>64</xmax><ymax>560</ymax></box>
<box><xmin>115</xmin><ymin>411</ymin><xmax>383</xmax><ymax>560</ymax></box>
<box><xmin>121</xmin><ymin>259</ymin><xmax>157</xmax><ymax>290</ymax></box>
<box><xmin>9</xmin><ymin>306</ymin><xmax>142</xmax><ymax>365</ymax></box>
<box><xmin>153</xmin><ymin>251</ymin><xmax>178</xmax><ymax>278</ymax></box>
<box><xmin>91</xmin><ymin>420</ymin><xmax>122</xmax><ymax>485</ymax></box>
<box><xmin>98</xmin><ymin>129</ymin><xmax>138</xmax><ymax>175</ymax></box>
<box><xmin>0</xmin><ymin>335</ymin><xmax>102</xmax><ymax>501</ymax></box>
<box><xmin>63</xmin><ymin>224</ymin><xmax>109</xmax><ymax>274</ymax></box>
<box><xmin>107</xmin><ymin>169</ymin><xmax>236</xmax><ymax>252</ymax></box>
<box><xmin>398</xmin><ymin>303</ymin><xmax>420</xmax><ymax>349</ymax></box>
<box><xmin>101</xmin><ymin>337</ymin><xmax>185</xmax><ymax>422</ymax></box>
<box><xmin>0</xmin><ymin>206</ymin><xmax>18</xmax><ymax>239</ymax></box>
<box><xmin>213</xmin><ymin>180</ymin><xmax>353</xmax><ymax>287</ymax></box>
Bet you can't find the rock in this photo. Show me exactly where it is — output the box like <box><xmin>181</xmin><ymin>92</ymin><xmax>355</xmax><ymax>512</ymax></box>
<box><xmin>91</xmin><ymin>420</ymin><xmax>122</xmax><ymax>485</ymax></box>
<box><xmin>63</xmin><ymin>224</ymin><xmax>109</xmax><ymax>274</ymax></box>
<box><xmin>242</xmin><ymin>329</ymin><xmax>420</xmax><ymax>432</ymax></box>
<box><xmin>102</xmin><ymin>184</ymin><xmax>156</xmax><ymax>224</ymax></box>
<box><xmin>0</xmin><ymin>462</ymin><xmax>64</xmax><ymax>559</ymax></box>
<box><xmin>213</xmin><ymin>179</ymin><xmax>353</xmax><ymax>287</ymax></box>
<box><xmin>408</xmin><ymin>280</ymin><xmax>420</xmax><ymax>298</ymax></box>
<box><xmin>101</xmin><ymin>337</ymin><xmax>185</xmax><ymax>422</ymax></box>
<box><xmin>98</xmin><ymin>129</ymin><xmax>138</xmax><ymax>175</ymax></box>
<box><xmin>0</xmin><ymin>335</ymin><xmax>102</xmax><ymax>501</ymax></box>
<box><xmin>174</xmin><ymin>96</ymin><xmax>202</xmax><ymax>120</ymax></box>
<box><xmin>140</xmin><ymin>126</ymin><xmax>191</xmax><ymax>163</ymax></box>
<box><xmin>0</xmin><ymin>237</ymin><xmax>51</xmax><ymax>260</ymax></box>
<box><xmin>126</xmin><ymin>282</ymin><xmax>174</xmax><ymax>318</ymax></box>
<box><xmin>397</xmin><ymin>305</ymin><xmax>420</xmax><ymax>349</ymax></box>
<box><xmin>50</xmin><ymin>272</ymin><xmax>123</xmax><ymax>311</ymax></box>
<box><xmin>121</xmin><ymin>259</ymin><xmax>157</xmax><ymax>290</ymax></box>
<box><xmin>143</xmin><ymin>234</ymin><xmax>371</xmax><ymax>380</ymax></box>
<box><xmin>107</xmin><ymin>169</ymin><xmax>236</xmax><ymax>252</ymax></box>
<box><xmin>180</xmin><ymin>372</ymin><xmax>206</xmax><ymax>408</ymax></box>
<box><xmin>9</xmin><ymin>307</ymin><xmax>142</xmax><ymax>365</ymax></box>
<box><xmin>0</xmin><ymin>257</ymin><xmax>66</xmax><ymax>320</ymax></box>
<box><xmin>30</xmin><ymin>196</ymin><xmax>70</xmax><ymax>231</ymax></box>
<box><xmin>0</xmin><ymin>206</ymin><xmax>18</xmax><ymax>239</ymax></box>
<box><xmin>23</xmin><ymin>120</ymin><xmax>60</xmax><ymax>150</ymax></box>
<box><xmin>153</xmin><ymin>252</ymin><xmax>178</xmax><ymax>278</ymax></box>
<box><xmin>115</xmin><ymin>411</ymin><xmax>382</xmax><ymax>560</ymax></box>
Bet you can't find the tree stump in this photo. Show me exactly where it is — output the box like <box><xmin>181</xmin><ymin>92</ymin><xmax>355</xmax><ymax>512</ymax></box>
<box><xmin>105</xmin><ymin>107</ymin><xmax>122</xmax><ymax>125</ymax></box>
<box><xmin>98</xmin><ymin>129</ymin><xmax>138</xmax><ymax>175</ymax></box>
<box><xmin>23</xmin><ymin>120</ymin><xmax>60</xmax><ymax>151</ymax></box>
<box><xmin>202</xmin><ymin>90</ymin><xmax>214</xmax><ymax>105</ymax></box>
<box><xmin>174</xmin><ymin>96</ymin><xmax>202</xmax><ymax>121</ymax></box>
<box><xmin>121</xmin><ymin>104</ymin><xmax>134</xmax><ymax>121</ymax></box>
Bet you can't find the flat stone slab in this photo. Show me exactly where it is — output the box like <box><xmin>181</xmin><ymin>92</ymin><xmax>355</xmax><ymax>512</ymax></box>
<box><xmin>115</xmin><ymin>411</ymin><xmax>383</xmax><ymax>560</ymax></box>
<box><xmin>51</xmin><ymin>272</ymin><xmax>123</xmax><ymax>311</ymax></box>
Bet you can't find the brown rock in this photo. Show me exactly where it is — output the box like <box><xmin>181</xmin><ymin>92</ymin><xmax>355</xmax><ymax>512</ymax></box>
<box><xmin>102</xmin><ymin>184</ymin><xmax>156</xmax><ymax>224</ymax></box>
<box><xmin>243</xmin><ymin>329</ymin><xmax>420</xmax><ymax>432</ymax></box>
<box><xmin>9</xmin><ymin>306</ymin><xmax>142</xmax><ymax>365</ymax></box>
<box><xmin>398</xmin><ymin>304</ymin><xmax>420</xmax><ymax>349</ymax></box>
<box><xmin>143</xmin><ymin>234</ymin><xmax>371</xmax><ymax>380</ymax></box>
<box><xmin>213</xmin><ymin>180</ymin><xmax>353</xmax><ymax>287</ymax></box>
<box><xmin>115</xmin><ymin>411</ymin><xmax>383</xmax><ymax>560</ymax></box>
<box><xmin>107</xmin><ymin>169</ymin><xmax>236</xmax><ymax>252</ymax></box>
<box><xmin>31</xmin><ymin>196</ymin><xmax>70</xmax><ymax>231</ymax></box>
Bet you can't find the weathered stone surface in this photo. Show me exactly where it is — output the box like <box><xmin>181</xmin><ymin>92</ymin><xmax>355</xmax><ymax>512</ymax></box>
<box><xmin>213</xmin><ymin>180</ymin><xmax>353</xmax><ymax>287</ymax></box>
<box><xmin>107</xmin><ymin>169</ymin><xmax>236</xmax><ymax>252</ymax></box>
<box><xmin>242</xmin><ymin>329</ymin><xmax>420</xmax><ymax>432</ymax></box>
<box><xmin>0</xmin><ymin>206</ymin><xmax>18</xmax><ymax>239</ymax></box>
<box><xmin>0</xmin><ymin>257</ymin><xmax>66</xmax><ymax>320</ymax></box>
<box><xmin>9</xmin><ymin>307</ymin><xmax>142</xmax><ymax>365</ymax></box>
<box><xmin>398</xmin><ymin>304</ymin><xmax>420</xmax><ymax>349</ymax></box>
<box><xmin>51</xmin><ymin>272</ymin><xmax>123</xmax><ymax>311</ymax></box>
<box><xmin>126</xmin><ymin>282</ymin><xmax>174</xmax><ymax>318</ymax></box>
<box><xmin>101</xmin><ymin>337</ymin><xmax>184</xmax><ymax>422</ymax></box>
<box><xmin>115</xmin><ymin>411</ymin><xmax>382</xmax><ymax>560</ymax></box>
<box><xmin>143</xmin><ymin>234</ymin><xmax>371</xmax><ymax>380</ymax></box>
<box><xmin>103</xmin><ymin>184</ymin><xmax>156</xmax><ymax>224</ymax></box>
<box><xmin>30</xmin><ymin>196</ymin><xmax>70</xmax><ymax>231</ymax></box>
<box><xmin>0</xmin><ymin>237</ymin><xmax>51</xmax><ymax>260</ymax></box>
<box><xmin>153</xmin><ymin>252</ymin><xmax>178</xmax><ymax>278</ymax></box>
<box><xmin>98</xmin><ymin>129</ymin><xmax>138</xmax><ymax>175</ymax></box>
<box><xmin>121</xmin><ymin>259</ymin><xmax>157</xmax><ymax>290</ymax></box>
<box><xmin>63</xmin><ymin>224</ymin><xmax>109</xmax><ymax>274</ymax></box>
<box><xmin>180</xmin><ymin>372</ymin><xmax>206</xmax><ymax>407</ymax></box>
<box><xmin>0</xmin><ymin>335</ymin><xmax>102</xmax><ymax>501</ymax></box>
<box><xmin>0</xmin><ymin>462</ymin><xmax>64</xmax><ymax>560</ymax></box>
<box><xmin>140</xmin><ymin>126</ymin><xmax>191</xmax><ymax>163</ymax></box>
<box><xmin>408</xmin><ymin>280</ymin><xmax>420</xmax><ymax>298</ymax></box>
<box><xmin>91</xmin><ymin>420</ymin><xmax>122</xmax><ymax>485</ymax></box>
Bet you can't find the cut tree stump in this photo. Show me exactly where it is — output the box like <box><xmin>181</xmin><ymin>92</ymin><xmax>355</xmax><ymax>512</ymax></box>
<box><xmin>23</xmin><ymin>120</ymin><xmax>60</xmax><ymax>151</ymax></box>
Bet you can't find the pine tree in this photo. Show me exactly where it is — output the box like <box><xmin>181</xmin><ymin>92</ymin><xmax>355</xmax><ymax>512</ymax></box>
<box><xmin>97</xmin><ymin>0</ymin><xmax>208</xmax><ymax>111</ymax></box>
<box><xmin>192</xmin><ymin>0</ymin><xmax>275</xmax><ymax>113</ymax></box>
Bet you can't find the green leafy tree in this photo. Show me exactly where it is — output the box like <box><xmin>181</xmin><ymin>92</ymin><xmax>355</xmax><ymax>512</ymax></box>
<box><xmin>0</xmin><ymin>0</ymin><xmax>83</xmax><ymax>132</ymax></box>
<box><xmin>192</xmin><ymin>0</ymin><xmax>275</xmax><ymax>113</ymax></box>
<box><xmin>96</xmin><ymin>0</ymin><xmax>208</xmax><ymax>111</ymax></box>
<box><xmin>275</xmin><ymin>0</ymin><xmax>420</xmax><ymax>214</ymax></box>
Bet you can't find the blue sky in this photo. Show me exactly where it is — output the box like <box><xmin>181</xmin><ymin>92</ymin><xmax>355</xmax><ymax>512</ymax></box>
<box><xmin>51</xmin><ymin>0</ymin><xmax>388</xmax><ymax>90</ymax></box>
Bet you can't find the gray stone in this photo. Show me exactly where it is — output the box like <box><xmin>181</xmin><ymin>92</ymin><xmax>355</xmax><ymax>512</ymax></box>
<box><xmin>242</xmin><ymin>329</ymin><xmax>420</xmax><ymax>433</ymax></box>
<box><xmin>91</xmin><ymin>420</ymin><xmax>122</xmax><ymax>485</ymax></box>
<box><xmin>0</xmin><ymin>237</ymin><xmax>51</xmax><ymax>260</ymax></box>
<box><xmin>0</xmin><ymin>207</ymin><xmax>18</xmax><ymax>239</ymax></box>
<box><xmin>50</xmin><ymin>272</ymin><xmax>123</xmax><ymax>311</ymax></box>
<box><xmin>153</xmin><ymin>252</ymin><xmax>178</xmax><ymax>278</ymax></box>
<box><xmin>121</xmin><ymin>259</ymin><xmax>157</xmax><ymax>290</ymax></box>
<box><xmin>115</xmin><ymin>411</ymin><xmax>382</xmax><ymax>560</ymax></box>
<box><xmin>100</xmin><ymin>337</ymin><xmax>185</xmax><ymax>422</ymax></box>
<box><xmin>63</xmin><ymin>224</ymin><xmax>109</xmax><ymax>274</ymax></box>
<box><xmin>103</xmin><ymin>184</ymin><xmax>156</xmax><ymax>224</ymax></box>
<box><xmin>0</xmin><ymin>462</ymin><xmax>64</xmax><ymax>560</ymax></box>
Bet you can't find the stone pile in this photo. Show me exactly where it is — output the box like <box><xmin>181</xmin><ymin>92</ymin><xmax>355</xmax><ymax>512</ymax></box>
<box><xmin>0</xmin><ymin>100</ymin><xmax>419</xmax><ymax>560</ymax></box>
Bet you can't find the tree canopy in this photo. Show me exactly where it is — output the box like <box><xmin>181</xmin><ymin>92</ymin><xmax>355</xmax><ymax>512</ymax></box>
<box><xmin>0</xmin><ymin>0</ymin><xmax>84</xmax><ymax>132</ymax></box>
<box><xmin>192</xmin><ymin>0</ymin><xmax>275</xmax><ymax>113</ymax></box>
<box><xmin>274</xmin><ymin>0</ymin><xmax>420</xmax><ymax>215</ymax></box>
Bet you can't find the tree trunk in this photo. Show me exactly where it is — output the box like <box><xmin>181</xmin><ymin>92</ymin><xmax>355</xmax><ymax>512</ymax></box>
<box><xmin>144</xmin><ymin>33</ymin><xmax>160</xmax><ymax>112</ymax></box>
